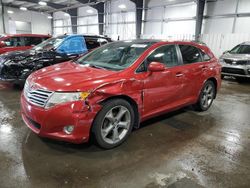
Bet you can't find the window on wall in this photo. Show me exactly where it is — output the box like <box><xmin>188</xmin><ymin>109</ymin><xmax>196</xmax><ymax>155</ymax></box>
<box><xmin>105</xmin><ymin>0</ymin><xmax>136</xmax><ymax>41</ymax></box>
<box><xmin>54</xmin><ymin>19</ymin><xmax>72</xmax><ymax>35</ymax></box>
<box><xmin>77</xmin><ymin>15</ymin><xmax>99</xmax><ymax>35</ymax></box>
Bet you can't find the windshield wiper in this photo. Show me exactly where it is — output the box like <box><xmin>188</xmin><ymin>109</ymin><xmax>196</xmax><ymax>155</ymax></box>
<box><xmin>89</xmin><ymin>64</ymin><xmax>108</xmax><ymax>70</ymax></box>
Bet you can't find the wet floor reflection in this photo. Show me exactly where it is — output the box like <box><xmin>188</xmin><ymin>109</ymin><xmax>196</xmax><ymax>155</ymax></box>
<box><xmin>0</xmin><ymin>80</ymin><xmax>250</xmax><ymax>187</ymax></box>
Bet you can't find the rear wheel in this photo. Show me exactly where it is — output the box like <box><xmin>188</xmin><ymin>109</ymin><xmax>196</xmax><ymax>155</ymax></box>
<box><xmin>92</xmin><ymin>99</ymin><xmax>135</xmax><ymax>149</ymax></box>
<box><xmin>194</xmin><ymin>80</ymin><xmax>215</xmax><ymax>111</ymax></box>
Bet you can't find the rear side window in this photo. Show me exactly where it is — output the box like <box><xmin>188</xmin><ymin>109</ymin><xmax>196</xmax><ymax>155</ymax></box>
<box><xmin>23</xmin><ymin>37</ymin><xmax>43</xmax><ymax>46</ymax></box>
<box><xmin>85</xmin><ymin>38</ymin><xmax>101</xmax><ymax>49</ymax></box>
<box><xmin>179</xmin><ymin>45</ymin><xmax>202</xmax><ymax>64</ymax></box>
<box><xmin>3</xmin><ymin>37</ymin><xmax>25</xmax><ymax>47</ymax></box>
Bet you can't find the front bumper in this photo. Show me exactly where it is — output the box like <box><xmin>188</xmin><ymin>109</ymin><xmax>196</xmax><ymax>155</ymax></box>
<box><xmin>221</xmin><ymin>64</ymin><xmax>250</xmax><ymax>78</ymax></box>
<box><xmin>20</xmin><ymin>93</ymin><xmax>101</xmax><ymax>144</ymax></box>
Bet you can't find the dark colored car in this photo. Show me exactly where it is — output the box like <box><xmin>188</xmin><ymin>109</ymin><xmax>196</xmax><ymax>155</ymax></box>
<box><xmin>0</xmin><ymin>34</ymin><xmax>50</xmax><ymax>54</ymax></box>
<box><xmin>21</xmin><ymin>40</ymin><xmax>221</xmax><ymax>149</ymax></box>
<box><xmin>0</xmin><ymin>34</ymin><xmax>112</xmax><ymax>84</ymax></box>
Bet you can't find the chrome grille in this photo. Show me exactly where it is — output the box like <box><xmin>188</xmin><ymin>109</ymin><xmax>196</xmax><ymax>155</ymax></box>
<box><xmin>24</xmin><ymin>81</ymin><xmax>53</xmax><ymax>108</ymax></box>
<box><xmin>224</xmin><ymin>59</ymin><xmax>248</xmax><ymax>65</ymax></box>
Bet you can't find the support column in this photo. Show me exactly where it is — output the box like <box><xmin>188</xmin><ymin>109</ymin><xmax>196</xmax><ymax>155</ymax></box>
<box><xmin>195</xmin><ymin>0</ymin><xmax>205</xmax><ymax>41</ymax></box>
<box><xmin>91</xmin><ymin>2</ymin><xmax>104</xmax><ymax>35</ymax></box>
<box><xmin>68</xmin><ymin>8</ymin><xmax>78</xmax><ymax>34</ymax></box>
<box><xmin>131</xmin><ymin>0</ymin><xmax>143</xmax><ymax>39</ymax></box>
<box><xmin>0</xmin><ymin>0</ymin><xmax>6</xmax><ymax>33</ymax></box>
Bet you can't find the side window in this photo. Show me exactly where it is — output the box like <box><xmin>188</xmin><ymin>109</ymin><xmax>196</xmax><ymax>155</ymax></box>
<box><xmin>28</xmin><ymin>37</ymin><xmax>43</xmax><ymax>46</ymax></box>
<box><xmin>4</xmin><ymin>37</ymin><xmax>25</xmax><ymax>47</ymax></box>
<box><xmin>200</xmin><ymin>50</ymin><xmax>211</xmax><ymax>61</ymax></box>
<box><xmin>137</xmin><ymin>45</ymin><xmax>179</xmax><ymax>73</ymax></box>
<box><xmin>179</xmin><ymin>45</ymin><xmax>202</xmax><ymax>64</ymax></box>
<box><xmin>97</xmin><ymin>38</ymin><xmax>108</xmax><ymax>45</ymax></box>
<box><xmin>23</xmin><ymin>37</ymin><xmax>32</xmax><ymax>46</ymax></box>
<box><xmin>57</xmin><ymin>37</ymin><xmax>87</xmax><ymax>54</ymax></box>
<box><xmin>85</xmin><ymin>38</ymin><xmax>101</xmax><ymax>49</ymax></box>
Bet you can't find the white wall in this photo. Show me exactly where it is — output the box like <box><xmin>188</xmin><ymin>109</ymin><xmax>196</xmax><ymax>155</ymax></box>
<box><xmin>201</xmin><ymin>0</ymin><xmax>250</xmax><ymax>57</ymax></box>
<box><xmin>3</xmin><ymin>7</ymin><xmax>51</xmax><ymax>34</ymax></box>
<box><xmin>77</xmin><ymin>6</ymin><xmax>98</xmax><ymax>35</ymax></box>
<box><xmin>104</xmin><ymin>0</ymin><xmax>136</xmax><ymax>40</ymax></box>
<box><xmin>203</xmin><ymin>0</ymin><xmax>250</xmax><ymax>34</ymax></box>
<box><xmin>143</xmin><ymin>0</ymin><xmax>196</xmax><ymax>40</ymax></box>
<box><xmin>53</xmin><ymin>11</ymin><xmax>72</xmax><ymax>35</ymax></box>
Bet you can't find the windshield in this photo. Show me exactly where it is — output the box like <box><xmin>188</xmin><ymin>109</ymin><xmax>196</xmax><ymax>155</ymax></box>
<box><xmin>76</xmin><ymin>41</ymin><xmax>152</xmax><ymax>71</ymax></box>
<box><xmin>230</xmin><ymin>45</ymin><xmax>250</xmax><ymax>54</ymax></box>
<box><xmin>33</xmin><ymin>35</ymin><xmax>66</xmax><ymax>51</ymax></box>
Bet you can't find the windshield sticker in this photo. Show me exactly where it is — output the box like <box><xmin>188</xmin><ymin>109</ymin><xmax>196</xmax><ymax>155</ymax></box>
<box><xmin>131</xmin><ymin>44</ymin><xmax>148</xmax><ymax>48</ymax></box>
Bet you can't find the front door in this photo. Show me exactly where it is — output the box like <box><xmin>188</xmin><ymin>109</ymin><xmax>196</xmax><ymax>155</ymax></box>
<box><xmin>141</xmin><ymin>45</ymin><xmax>185</xmax><ymax>118</ymax></box>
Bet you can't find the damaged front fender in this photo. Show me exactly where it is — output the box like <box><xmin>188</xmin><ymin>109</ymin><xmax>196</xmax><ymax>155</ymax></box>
<box><xmin>85</xmin><ymin>78</ymin><xmax>144</xmax><ymax>128</ymax></box>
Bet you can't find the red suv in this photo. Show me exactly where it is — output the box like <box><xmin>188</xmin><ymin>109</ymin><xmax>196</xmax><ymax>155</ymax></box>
<box><xmin>21</xmin><ymin>40</ymin><xmax>221</xmax><ymax>149</ymax></box>
<box><xmin>0</xmin><ymin>34</ymin><xmax>50</xmax><ymax>54</ymax></box>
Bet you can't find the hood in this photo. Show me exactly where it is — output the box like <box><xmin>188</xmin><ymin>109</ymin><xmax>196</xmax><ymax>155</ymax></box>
<box><xmin>221</xmin><ymin>52</ymin><xmax>250</xmax><ymax>61</ymax></box>
<box><xmin>1</xmin><ymin>50</ymin><xmax>35</xmax><ymax>62</ymax></box>
<box><xmin>28</xmin><ymin>62</ymin><xmax>121</xmax><ymax>92</ymax></box>
<box><xmin>0</xmin><ymin>49</ymin><xmax>56</xmax><ymax>64</ymax></box>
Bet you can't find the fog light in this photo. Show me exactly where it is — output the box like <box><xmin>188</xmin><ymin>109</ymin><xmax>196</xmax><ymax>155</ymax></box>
<box><xmin>63</xmin><ymin>125</ymin><xmax>74</xmax><ymax>134</ymax></box>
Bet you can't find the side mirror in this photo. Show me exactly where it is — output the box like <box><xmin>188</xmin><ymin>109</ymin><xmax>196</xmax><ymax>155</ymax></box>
<box><xmin>0</xmin><ymin>41</ymin><xmax>6</xmax><ymax>48</ymax></box>
<box><xmin>148</xmin><ymin>62</ymin><xmax>165</xmax><ymax>72</ymax></box>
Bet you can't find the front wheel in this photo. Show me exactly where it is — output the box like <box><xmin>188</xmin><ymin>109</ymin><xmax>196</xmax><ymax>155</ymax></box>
<box><xmin>92</xmin><ymin>99</ymin><xmax>135</xmax><ymax>149</ymax></box>
<box><xmin>194</xmin><ymin>80</ymin><xmax>215</xmax><ymax>111</ymax></box>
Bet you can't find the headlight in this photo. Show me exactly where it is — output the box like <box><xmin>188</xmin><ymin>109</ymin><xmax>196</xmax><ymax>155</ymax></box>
<box><xmin>219</xmin><ymin>58</ymin><xmax>225</xmax><ymax>64</ymax></box>
<box><xmin>45</xmin><ymin>91</ymin><xmax>90</xmax><ymax>109</ymax></box>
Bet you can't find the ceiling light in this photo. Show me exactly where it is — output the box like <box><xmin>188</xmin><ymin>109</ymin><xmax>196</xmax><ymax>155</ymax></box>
<box><xmin>118</xmin><ymin>4</ymin><xmax>126</xmax><ymax>9</ymax></box>
<box><xmin>47</xmin><ymin>15</ymin><xmax>53</xmax><ymax>19</ymax></box>
<box><xmin>38</xmin><ymin>1</ymin><xmax>47</xmax><ymax>6</ymax></box>
<box><xmin>64</xmin><ymin>13</ymin><xmax>70</xmax><ymax>17</ymax></box>
<box><xmin>86</xmin><ymin>9</ymin><xmax>94</xmax><ymax>14</ymax></box>
<box><xmin>7</xmin><ymin>10</ymin><xmax>14</xmax><ymax>14</ymax></box>
<box><xmin>20</xmin><ymin>7</ymin><xmax>27</xmax><ymax>11</ymax></box>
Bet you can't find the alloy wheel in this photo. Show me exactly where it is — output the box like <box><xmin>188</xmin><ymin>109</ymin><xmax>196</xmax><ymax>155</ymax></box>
<box><xmin>201</xmin><ymin>84</ymin><xmax>214</xmax><ymax>109</ymax></box>
<box><xmin>101</xmin><ymin>105</ymin><xmax>131</xmax><ymax>145</ymax></box>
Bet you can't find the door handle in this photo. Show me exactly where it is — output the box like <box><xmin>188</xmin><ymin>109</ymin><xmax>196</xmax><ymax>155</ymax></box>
<box><xmin>176</xmin><ymin>73</ymin><xmax>183</xmax><ymax>77</ymax></box>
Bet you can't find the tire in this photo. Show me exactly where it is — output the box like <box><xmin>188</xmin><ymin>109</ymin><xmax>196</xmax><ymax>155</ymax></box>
<box><xmin>92</xmin><ymin>99</ymin><xmax>135</xmax><ymax>149</ymax></box>
<box><xmin>194</xmin><ymin>80</ymin><xmax>216</xmax><ymax>111</ymax></box>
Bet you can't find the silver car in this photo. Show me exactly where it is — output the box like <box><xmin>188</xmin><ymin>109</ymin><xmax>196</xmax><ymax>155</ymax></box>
<box><xmin>220</xmin><ymin>42</ymin><xmax>250</xmax><ymax>81</ymax></box>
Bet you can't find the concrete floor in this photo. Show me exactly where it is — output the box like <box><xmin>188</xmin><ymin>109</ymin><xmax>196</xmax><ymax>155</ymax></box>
<box><xmin>0</xmin><ymin>79</ymin><xmax>250</xmax><ymax>188</ymax></box>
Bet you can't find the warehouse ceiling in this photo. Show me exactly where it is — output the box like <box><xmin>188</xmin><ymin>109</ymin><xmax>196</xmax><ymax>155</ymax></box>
<box><xmin>2</xmin><ymin>0</ymin><xmax>197</xmax><ymax>13</ymax></box>
<box><xmin>2</xmin><ymin>0</ymin><xmax>106</xmax><ymax>12</ymax></box>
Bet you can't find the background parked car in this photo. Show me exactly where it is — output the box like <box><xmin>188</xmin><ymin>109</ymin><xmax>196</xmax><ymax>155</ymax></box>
<box><xmin>220</xmin><ymin>42</ymin><xmax>250</xmax><ymax>82</ymax></box>
<box><xmin>0</xmin><ymin>34</ymin><xmax>50</xmax><ymax>54</ymax></box>
<box><xmin>0</xmin><ymin>34</ymin><xmax>112</xmax><ymax>85</ymax></box>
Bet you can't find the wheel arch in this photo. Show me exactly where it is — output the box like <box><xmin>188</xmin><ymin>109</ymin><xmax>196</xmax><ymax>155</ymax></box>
<box><xmin>206</xmin><ymin>77</ymin><xmax>218</xmax><ymax>98</ymax></box>
<box><xmin>99</xmin><ymin>95</ymin><xmax>140</xmax><ymax>129</ymax></box>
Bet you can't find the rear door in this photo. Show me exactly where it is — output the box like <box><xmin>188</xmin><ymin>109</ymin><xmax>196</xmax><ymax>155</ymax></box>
<box><xmin>177</xmin><ymin>44</ymin><xmax>209</xmax><ymax>101</ymax></box>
